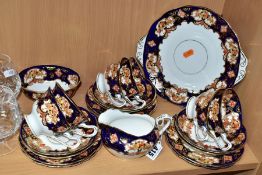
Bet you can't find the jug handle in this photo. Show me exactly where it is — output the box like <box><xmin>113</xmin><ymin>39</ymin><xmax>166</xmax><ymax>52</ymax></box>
<box><xmin>156</xmin><ymin>114</ymin><xmax>172</xmax><ymax>136</ymax></box>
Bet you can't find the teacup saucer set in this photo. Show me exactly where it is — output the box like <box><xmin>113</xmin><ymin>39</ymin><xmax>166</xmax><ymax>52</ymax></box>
<box><xmin>16</xmin><ymin>6</ymin><xmax>248</xmax><ymax>169</ymax></box>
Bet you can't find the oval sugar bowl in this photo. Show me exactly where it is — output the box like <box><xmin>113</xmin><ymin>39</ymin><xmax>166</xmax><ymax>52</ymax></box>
<box><xmin>98</xmin><ymin>109</ymin><xmax>171</xmax><ymax>158</ymax></box>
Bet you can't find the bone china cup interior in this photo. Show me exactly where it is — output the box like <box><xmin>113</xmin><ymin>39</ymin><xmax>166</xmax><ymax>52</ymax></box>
<box><xmin>19</xmin><ymin>65</ymin><xmax>81</xmax><ymax>100</ymax></box>
<box><xmin>98</xmin><ymin>109</ymin><xmax>171</xmax><ymax>158</ymax></box>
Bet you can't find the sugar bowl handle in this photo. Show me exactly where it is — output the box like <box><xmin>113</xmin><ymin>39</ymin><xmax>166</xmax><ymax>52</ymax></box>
<box><xmin>156</xmin><ymin>114</ymin><xmax>172</xmax><ymax>136</ymax></box>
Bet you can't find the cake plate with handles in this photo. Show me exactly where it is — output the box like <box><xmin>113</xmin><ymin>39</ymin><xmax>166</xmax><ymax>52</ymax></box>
<box><xmin>141</xmin><ymin>5</ymin><xmax>242</xmax><ymax>105</ymax></box>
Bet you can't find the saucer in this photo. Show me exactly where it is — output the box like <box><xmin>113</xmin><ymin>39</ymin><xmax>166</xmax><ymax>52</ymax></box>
<box><xmin>19</xmin><ymin>130</ymin><xmax>101</xmax><ymax>167</ymax></box>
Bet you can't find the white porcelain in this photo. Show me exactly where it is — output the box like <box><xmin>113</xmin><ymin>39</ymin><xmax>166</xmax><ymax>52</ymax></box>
<box><xmin>209</xmin><ymin>131</ymin><xmax>232</xmax><ymax>152</ymax></box>
<box><xmin>37</xmin><ymin>134</ymin><xmax>79</xmax><ymax>151</ymax></box>
<box><xmin>159</xmin><ymin>22</ymin><xmax>224</xmax><ymax>93</ymax></box>
<box><xmin>29</xmin><ymin>125</ymin><xmax>96</xmax><ymax>152</ymax></box>
<box><xmin>134</xmin><ymin>96</ymin><xmax>146</xmax><ymax>109</ymax></box>
<box><xmin>26</xmin><ymin>79</ymin><xmax>69</xmax><ymax>92</ymax></box>
<box><xmin>96</xmin><ymin>73</ymin><xmax>126</xmax><ymax>108</ymax></box>
<box><xmin>100</xmin><ymin>111</ymin><xmax>155</xmax><ymax>136</ymax></box>
<box><xmin>136</xmin><ymin>35</ymin><xmax>248</xmax><ymax>87</ymax></box>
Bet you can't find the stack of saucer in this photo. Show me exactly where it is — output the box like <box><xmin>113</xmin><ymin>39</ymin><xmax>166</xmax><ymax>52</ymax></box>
<box><xmin>20</xmin><ymin>83</ymin><xmax>101</xmax><ymax>167</ymax></box>
<box><xmin>165</xmin><ymin>89</ymin><xmax>246</xmax><ymax>169</ymax></box>
<box><xmin>85</xmin><ymin>57</ymin><xmax>157</xmax><ymax>116</ymax></box>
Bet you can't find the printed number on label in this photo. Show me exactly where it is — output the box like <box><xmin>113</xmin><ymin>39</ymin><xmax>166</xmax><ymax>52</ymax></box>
<box><xmin>146</xmin><ymin>140</ymin><xmax>163</xmax><ymax>160</ymax></box>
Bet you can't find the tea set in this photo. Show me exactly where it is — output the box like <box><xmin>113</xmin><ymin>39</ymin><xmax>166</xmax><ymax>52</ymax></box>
<box><xmin>0</xmin><ymin>5</ymin><xmax>248</xmax><ymax>169</ymax></box>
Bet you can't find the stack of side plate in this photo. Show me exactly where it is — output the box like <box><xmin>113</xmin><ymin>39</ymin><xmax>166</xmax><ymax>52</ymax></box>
<box><xmin>19</xmin><ymin>107</ymin><xmax>101</xmax><ymax>168</ymax></box>
<box><xmin>165</xmin><ymin>115</ymin><xmax>245</xmax><ymax>169</ymax></box>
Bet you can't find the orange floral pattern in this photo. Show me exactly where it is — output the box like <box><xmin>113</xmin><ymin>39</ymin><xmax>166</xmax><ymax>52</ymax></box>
<box><xmin>24</xmin><ymin>68</ymin><xmax>47</xmax><ymax>85</ymax></box>
<box><xmin>39</xmin><ymin>99</ymin><xmax>60</xmax><ymax>125</ymax></box>
<box><xmin>55</xmin><ymin>94</ymin><xmax>73</xmax><ymax>118</ymax></box>
<box><xmin>124</xmin><ymin>139</ymin><xmax>153</xmax><ymax>155</ymax></box>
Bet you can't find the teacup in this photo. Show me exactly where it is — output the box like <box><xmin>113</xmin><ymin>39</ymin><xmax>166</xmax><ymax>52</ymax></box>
<box><xmin>206</xmin><ymin>89</ymin><xmax>232</xmax><ymax>150</ymax></box>
<box><xmin>129</xmin><ymin>57</ymin><xmax>148</xmax><ymax>101</ymax></box>
<box><xmin>217</xmin><ymin>88</ymin><xmax>243</xmax><ymax>137</ymax></box>
<box><xmin>99</xmin><ymin>109</ymin><xmax>172</xmax><ymax>158</ymax></box>
<box><xmin>103</xmin><ymin>63</ymin><xmax>128</xmax><ymax>107</ymax></box>
<box><xmin>96</xmin><ymin>73</ymin><xmax>126</xmax><ymax>108</ymax></box>
<box><xmin>118</xmin><ymin>57</ymin><xmax>146</xmax><ymax>109</ymax></box>
<box><xmin>186</xmin><ymin>89</ymin><xmax>216</xmax><ymax>141</ymax></box>
<box><xmin>186</xmin><ymin>96</ymin><xmax>209</xmax><ymax>141</ymax></box>
<box><xmin>52</xmin><ymin>83</ymin><xmax>87</xmax><ymax>126</ymax></box>
<box><xmin>36</xmin><ymin>88</ymin><xmax>70</xmax><ymax>133</ymax></box>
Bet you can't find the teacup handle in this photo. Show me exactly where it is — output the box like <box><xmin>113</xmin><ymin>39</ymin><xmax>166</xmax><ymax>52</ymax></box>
<box><xmin>220</xmin><ymin>133</ymin><xmax>232</xmax><ymax>151</ymax></box>
<box><xmin>208</xmin><ymin>130</ymin><xmax>232</xmax><ymax>151</ymax></box>
<box><xmin>124</xmin><ymin>95</ymin><xmax>146</xmax><ymax>110</ymax></box>
<box><xmin>47</xmin><ymin>134</ymin><xmax>80</xmax><ymax>150</ymax></box>
<box><xmin>74</xmin><ymin>123</ymin><xmax>98</xmax><ymax>138</ymax></box>
<box><xmin>47</xmin><ymin>135</ymin><xmax>70</xmax><ymax>147</ymax></box>
<box><xmin>193</xmin><ymin>118</ymin><xmax>209</xmax><ymax>141</ymax></box>
<box><xmin>156</xmin><ymin>114</ymin><xmax>172</xmax><ymax>136</ymax></box>
<box><xmin>106</xmin><ymin>93</ymin><xmax>126</xmax><ymax>108</ymax></box>
<box><xmin>62</xmin><ymin>132</ymin><xmax>81</xmax><ymax>149</ymax></box>
<box><xmin>134</xmin><ymin>95</ymin><xmax>146</xmax><ymax>109</ymax></box>
<box><xmin>112</xmin><ymin>94</ymin><xmax>127</xmax><ymax>107</ymax></box>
